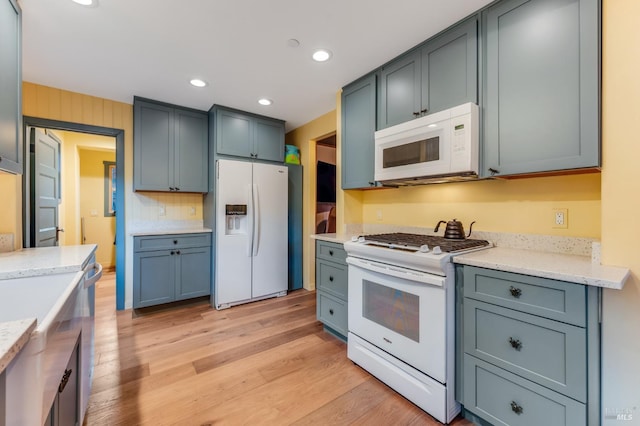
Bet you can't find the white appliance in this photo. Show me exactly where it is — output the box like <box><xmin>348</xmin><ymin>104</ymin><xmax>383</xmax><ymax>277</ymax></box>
<box><xmin>215</xmin><ymin>159</ymin><xmax>288</xmax><ymax>309</ymax></box>
<box><xmin>344</xmin><ymin>233</ymin><xmax>490</xmax><ymax>424</ymax></box>
<box><xmin>374</xmin><ymin>103</ymin><xmax>479</xmax><ymax>185</ymax></box>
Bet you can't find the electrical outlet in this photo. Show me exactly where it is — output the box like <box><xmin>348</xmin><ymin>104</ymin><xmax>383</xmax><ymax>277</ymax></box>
<box><xmin>159</xmin><ymin>205</ymin><xmax>166</xmax><ymax>216</ymax></box>
<box><xmin>376</xmin><ymin>210</ymin><xmax>383</xmax><ymax>221</ymax></box>
<box><xmin>189</xmin><ymin>206</ymin><xmax>196</xmax><ymax>216</ymax></box>
<box><xmin>552</xmin><ymin>208</ymin><xmax>568</xmax><ymax>229</ymax></box>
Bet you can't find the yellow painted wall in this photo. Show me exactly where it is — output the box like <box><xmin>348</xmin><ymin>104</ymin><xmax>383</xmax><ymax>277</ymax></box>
<box><xmin>8</xmin><ymin>82</ymin><xmax>204</xmax><ymax>308</ymax></box>
<box><xmin>0</xmin><ymin>172</ymin><xmax>22</xmax><ymax>249</ymax></box>
<box><xmin>600</xmin><ymin>0</ymin><xmax>640</xmax><ymax>419</ymax></box>
<box><xmin>79</xmin><ymin>148</ymin><xmax>116</xmax><ymax>268</ymax></box>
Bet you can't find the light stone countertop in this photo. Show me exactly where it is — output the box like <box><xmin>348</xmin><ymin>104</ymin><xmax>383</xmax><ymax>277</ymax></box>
<box><xmin>453</xmin><ymin>247</ymin><xmax>629</xmax><ymax>290</ymax></box>
<box><xmin>0</xmin><ymin>318</ymin><xmax>36</xmax><ymax>373</ymax></box>
<box><xmin>311</xmin><ymin>233</ymin><xmax>353</xmax><ymax>244</ymax></box>
<box><xmin>0</xmin><ymin>245</ymin><xmax>97</xmax><ymax>280</ymax></box>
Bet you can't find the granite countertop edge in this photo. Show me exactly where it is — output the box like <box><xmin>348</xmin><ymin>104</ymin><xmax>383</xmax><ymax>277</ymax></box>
<box><xmin>310</xmin><ymin>233</ymin><xmax>352</xmax><ymax>244</ymax></box>
<box><xmin>453</xmin><ymin>247</ymin><xmax>629</xmax><ymax>290</ymax></box>
<box><xmin>0</xmin><ymin>245</ymin><xmax>97</xmax><ymax>280</ymax></box>
<box><xmin>0</xmin><ymin>318</ymin><xmax>37</xmax><ymax>373</ymax></box>
<box><xmin>129</xmin><ymin>227</ymin><xmax>213</xmax><ymax>237</ymax></box>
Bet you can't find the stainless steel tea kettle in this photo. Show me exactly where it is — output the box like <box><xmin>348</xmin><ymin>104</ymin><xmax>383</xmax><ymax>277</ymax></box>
<box><xmin>434</xmin><ymin>219</ymin><xmax>476</xmax><ymax>240</ymax></box>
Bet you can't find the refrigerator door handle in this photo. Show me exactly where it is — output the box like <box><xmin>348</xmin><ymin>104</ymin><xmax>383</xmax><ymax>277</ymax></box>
<box><xmin>247</xmin><ymin>184</ymin><xmax>254</xmax><ymax>257</ymax></box>
<box><xmin>252</xmin><ymin>183</ymin><xmax>260</xmax><ymax>256</ymax></box>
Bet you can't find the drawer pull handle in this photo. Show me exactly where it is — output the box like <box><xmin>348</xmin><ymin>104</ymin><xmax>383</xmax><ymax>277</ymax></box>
<box><xmin>510</xmin><ymin>401</ymin><xmax>523</xmax><ymax>415</ymax></box>
<box><xmin>329</xmin><ymin>276</ymin><xmax>334</xmax><ymax>282</ymax></box>
<box><xmin>509</xmin><ymin>337</ymin><xmax>522</xmax><ymax>351</ymax></box>
<box><xmin>171</xmin><ymin>251</ymin><xmax>175</xmax><ymax>255</ymax></box>
<box><xmin>176</xmin><ymin>250</ymin><xmax>181</xmax><ymax>255</ymax></box>
<box><xmin>329</xmin><ymin>250</ymin><xmax>334</xmax><ymax>256</ymax></box>
<box><xmin>329</xmin><ymin>308</ymin><xmax>334</xmax><ymax>315</ymax></box>
<box><xmin>509</xmin><ymin>286</ymin><xmax>522</xmax><ymax>298</ymax></box>
<box><xmin>59</xmin><ymin>368</ymin><xmax>72</xmax><ymax>393</ymax></box>
<box><xmin>173</xmin><ymin>240</ymin><xmax>178</xmax><ymax>244</ymax></box>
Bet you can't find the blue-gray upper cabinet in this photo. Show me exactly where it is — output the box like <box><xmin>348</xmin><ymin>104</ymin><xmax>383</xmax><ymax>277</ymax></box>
<box><xmin>378</xmin><ymin>17</ymin><xmax>478</xmax><ymax>130</ymax></box>
<box><xmin>482</xmin><ymin>0</ymin><xmax>600</xmax><ymax>177</ymax></box>
<box><xmin>0</xmin><ymin>0</ymin><xmax>22</xmax><ymax>174</ymax></box>
<box><xmin>213</xmin><ymin>105</ymin><xmax>285</xmax><ymax>163</ymax></box>
<box><xmin>133</xmin><ymin>98</ymin><xmax>208</xmax><ymax>193</ymax></box>
<box><xmin>341</xmin><ymin>72</ymin><xmax>377</xmax><ymax>189</ymax></box>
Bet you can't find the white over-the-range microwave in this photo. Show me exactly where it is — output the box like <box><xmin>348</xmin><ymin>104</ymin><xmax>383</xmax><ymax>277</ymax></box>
<box><xmin>374</xmin><ymin>102</ymin><xmax>479</xmax><ymax>185</ymax></box>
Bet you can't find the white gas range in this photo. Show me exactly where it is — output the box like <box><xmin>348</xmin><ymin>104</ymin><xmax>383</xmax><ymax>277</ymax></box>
<box><xmin>344</xmin><ymin>232</ymin><xmax>491</xmax><ymax>424</ymax></box>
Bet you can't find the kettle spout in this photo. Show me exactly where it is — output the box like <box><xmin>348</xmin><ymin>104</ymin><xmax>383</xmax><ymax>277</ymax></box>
<box><xmin>434</xmin><ymin>220</ymin><xmax>447</xmax><ymax>233</ymax></box>
<box><xmin>467</xmin><ymin>221</ymin><xmax>476</xmax><ymax>238</ymax></box>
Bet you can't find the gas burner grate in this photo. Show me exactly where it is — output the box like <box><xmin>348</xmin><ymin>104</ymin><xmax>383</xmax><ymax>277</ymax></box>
<box><xmin>362</xmin><ymin>232</ymin><xmax>490</xmax><ymax>253</ymax></box>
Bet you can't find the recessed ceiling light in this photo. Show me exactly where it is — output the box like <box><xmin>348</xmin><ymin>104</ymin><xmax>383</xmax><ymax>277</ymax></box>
<box><xmin>258</xmin><ymin>98</ymin><xmax>273</xmax><ymax>106</ymax></box>
<box><xmin>190</xmin><ymin>79</ymin><xmax>207</xmax><ymax>88</ymax></box>
<box><xmin>312</xmin><ymin>49</ymin><xmax>332</xmax><ymax>62</ymax></box>
<box><xmin>72</xmin><ymin>0</ymin><xmax>97</xmax><ymax>6</ymax></box>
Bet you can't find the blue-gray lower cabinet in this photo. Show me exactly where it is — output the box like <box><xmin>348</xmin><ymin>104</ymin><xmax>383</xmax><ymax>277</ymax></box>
<box><xmin>457</xmin><ymin>265</ymin><xmax>601</xmax><ymax>425</ymax></box>
<box><xmin>482</xmin><ymin>0</ymin><xmax>600</xmax><ymax>177</ymax></box>
<box><xmin>315</xmin><ymin>240</ymin><xmax>348</xmax><ymax>339</ymax></box>
<box><xmin>0</xmin><ymin>0</ymin><xmax>21</xmax><ymax>174</ymax></box>
<box><xmin>133</xmin><ymin>233</ymin><xmax>211</xmax><ymax>308</ymax></box>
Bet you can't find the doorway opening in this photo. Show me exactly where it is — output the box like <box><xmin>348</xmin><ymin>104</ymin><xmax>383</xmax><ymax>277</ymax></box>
<box><xmin>315</xmin><ymin>134</ymin><xmax>336</xmax><ymax>234</ymax></box>
<box><xmin>22</xmin><ymin>117</ymin><xmax>125</xmax><ymax>309</ymax></box>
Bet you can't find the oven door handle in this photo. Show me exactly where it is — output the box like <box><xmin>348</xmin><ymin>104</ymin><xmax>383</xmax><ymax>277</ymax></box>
<box><xmin>346</xmin><ymin>257</ymin><xmax>444</xmax><ymax>287</ymax></box>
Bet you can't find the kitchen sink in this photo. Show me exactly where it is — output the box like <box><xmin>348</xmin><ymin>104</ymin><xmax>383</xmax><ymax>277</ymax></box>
<box><xmin>1</xmin><ymin>263</ymin><xmax>101</xmax><ymax>425</ymax></box>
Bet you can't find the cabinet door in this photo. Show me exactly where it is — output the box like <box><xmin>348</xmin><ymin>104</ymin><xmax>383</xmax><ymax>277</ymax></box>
<box><xmin>254</xmin><ymin>117</ymin><xmax>284</xmax><ymax>162</ymax></box>
<box><xmin>174</xmin><ymin>108</ymin><xmax>208</xmax><ymax>192</ymax></box>
<box><xmin>378</xmin><ymin>52</ymin><xmax>421</xmax><ymax>129</ymax></box>
<box><xmin>421</xmin><ymin>16</ymin><xmax>477</xmax><ymax>115</ymax></box>
<box><xmin>134</xmin><ymin>101</ymin><xmax>174</xmax><ymax>191</ymax></box>
<box><xmin>57</xmin><ymin>341</ymin><xmax>79</xmax><ymax>426</ymax></box>
<box><xmin>175</xmin><ymin>246</ymin><xmax>211</xmax><ymax>300</ymax></box>
<box><xmin>216</xmin><ymin>108</ymin><xmax>253</xmax><ymax>159</ymax></box>
<box><xmin>0</xmin><ymin>0</ymin><xmax>21</xmax><ymax>174</ymax></box>
<box><xmin>342</xmin><ymin>73</ymin><xmax>377</xmax><ymax>189</ymax></box>
<box><xmin>133</xmin><ymin>250</ymin><xmax>175</xmax><ymax>308</ymax></box>
<box><xmin>483</xmin><ymin>0</ymin><xmax>599</xmax><ymax>176</ymax></box>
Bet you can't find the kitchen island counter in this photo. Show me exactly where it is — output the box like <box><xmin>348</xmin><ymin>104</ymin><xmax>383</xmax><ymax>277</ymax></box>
<box><xmin>0</xmin><ymin>245</ymin><xmax>97</xmax><ymax>280</ymax></box>
<box><xmin>0</xmin><ymin>318</ymin><xmax>36</xmax><ymax>373</ymax></box>
<box><xmin>454</xmin><ymin>246</ymin><xmax>629</xmax><ymax>290</ymax></box>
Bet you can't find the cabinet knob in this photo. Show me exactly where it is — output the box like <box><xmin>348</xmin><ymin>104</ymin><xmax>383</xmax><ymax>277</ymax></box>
<box><xmin>329</xmin><ymin>309</ymin><xmax>334</xmax><ymax>315</ymax></box>
<box><xmin>173</xmin><ymin>240</ymin><xmax>178</xmax><ymax>244</ymax></box>
<box><xmin>176</xmin><ymin>250</ymin><xmax>181</xmax><ymax>255</ymax></box>
<box><xmin>171</xmin><ymin>251</ymin><xmax>175</xmax><ymax>255</ymax></box>
<box><xmin>510</xmin><ymin>401</ymin><xmax>523</xmax><ymax>415</ymax></box>
<box><xmin>508</xmin><ymin>337</ymin><xmax>522</xmax><ymax>351</ymax></box>
<box><xmin>509</xmin><ymin>286</ymin><xmax>522</xmax><ymax>298</ymax></box>
<box><xmin>329</xmin><ymin>250</ymin><xmax>333</xmax><ymax>256</ymax></box>
<box><xmin>329</xmin><ymin>276</ymin><xmax>334</xmax><ymax>282</ymax></box>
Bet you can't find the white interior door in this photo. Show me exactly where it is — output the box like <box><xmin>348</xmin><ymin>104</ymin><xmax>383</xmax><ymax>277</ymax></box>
<box><xmin>30</xmin><ymin>127</ymin><xmax>62</xmax><ymax>247</ymax></box>
<box><xmin>251</xmin><ymin>162</ymin><xmax>288</xmax><ymax>298</ymax></box>
<box><xmin>215</xmin><ymin>159</ymin><xmax>253</xmax><ymax>307</ymax></box>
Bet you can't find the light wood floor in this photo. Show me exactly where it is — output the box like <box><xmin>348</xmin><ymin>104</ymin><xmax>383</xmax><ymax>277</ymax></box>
<box><xmin>84</xmin><ymin>272</ymin><xmax>473</xmax><ymax>425</ymax></box>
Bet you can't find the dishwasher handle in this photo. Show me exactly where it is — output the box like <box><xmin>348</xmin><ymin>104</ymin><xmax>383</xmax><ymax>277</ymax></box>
<box><xmin>83</xmin><ymin>262</ymin><xmax>103</xmax><ymax>288</ymax></box>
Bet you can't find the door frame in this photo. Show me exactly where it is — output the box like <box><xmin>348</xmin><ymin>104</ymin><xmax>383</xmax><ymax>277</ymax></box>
<box><xmin>22</xmin><ymin>116</ymin><xmax>126</xmax><ymax>310</ymax></box>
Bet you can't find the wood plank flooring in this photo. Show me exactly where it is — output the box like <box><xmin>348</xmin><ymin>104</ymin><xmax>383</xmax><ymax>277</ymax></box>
<box><xmin>84</xmin><ymin>273</ymin><xmax>472</xmax><ymax>425</ymax></box>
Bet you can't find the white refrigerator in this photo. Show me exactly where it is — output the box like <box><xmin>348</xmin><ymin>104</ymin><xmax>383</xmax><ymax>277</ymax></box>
<box><xmin>215</xmin><ymin>158</ymin><xmax>288</xmax><ymax>309</ymax></box>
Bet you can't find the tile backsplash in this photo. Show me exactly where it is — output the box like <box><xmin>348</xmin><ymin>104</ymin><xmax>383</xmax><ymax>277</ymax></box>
<box><xmin>131</xmin><ymin>192</ymin><xmax>203</xmax><ymax>222</ymax></box>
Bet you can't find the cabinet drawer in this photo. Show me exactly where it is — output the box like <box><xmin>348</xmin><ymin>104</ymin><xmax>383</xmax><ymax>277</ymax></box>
<box><xmin>464</xmin><ymin>299</ymin><xmax>586</xmax><ymax>401</ymax></box>
<box><xmin>134</xmin><ymin>233</ymin><xmax>211</xmax><ymax>251</ymax></box>
<box><xmin>463</xmin><ymin>355</ymin><xmax>586</xmax><ymax>426</ymax></box>
<box><xmin>463</xmin><ymin>266</ymin><xmax>586</xmax><ymax>326</ymax></box>
<box><xmin>317</xmin><ymin>291</ymin><xmax>348</xmax><ymax>338</ymax></box>
<box><xmin>316</xmin><ymin>260</ymin><xmax>347</xmax><ymax>299</ymax></box>
<box><xmin>316</xmin><ymin>240</ymin><xmax>347</xmax><ymax>264</ymax></box>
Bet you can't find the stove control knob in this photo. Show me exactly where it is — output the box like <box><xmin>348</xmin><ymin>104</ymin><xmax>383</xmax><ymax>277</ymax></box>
<box><xmin>432</xmin><ymin>246</ymin><xmax>442</xmax><ymax>255</ymax></box>
<box><xmin>351</xmin><ymin>236</ymin><xmax>359</xmax><ymax>242</ymax></box>
<box><xmin>419</xmin><ymin>245</ymin><xmax>430</xmax><ymax>253</ymax></box>
<box><xmin>358</xmin><ymin>236</ymin><xmax>366</xmax><ymax>243</ymax></box>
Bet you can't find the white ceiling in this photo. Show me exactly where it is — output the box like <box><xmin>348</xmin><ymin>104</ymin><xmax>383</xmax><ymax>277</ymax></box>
<box><xmin>20</xmin><ymin>0</ymin><xmax>493</xmax><ymax>131</ymax></box>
